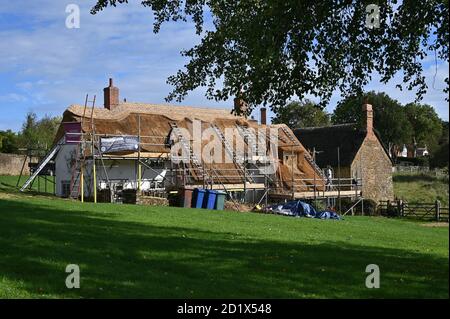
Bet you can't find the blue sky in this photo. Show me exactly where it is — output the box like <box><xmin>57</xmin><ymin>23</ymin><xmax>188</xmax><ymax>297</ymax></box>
<box><xmin>0</xmin><ymin>0</ymin><xmax>448</xmax><ymax>132</ymax></box>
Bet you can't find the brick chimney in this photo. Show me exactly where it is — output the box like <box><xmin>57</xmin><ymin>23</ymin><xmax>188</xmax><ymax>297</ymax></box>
<box><xmin>362</xmin><ymin>103</ymin><xmax>374</xmax><ymax>138</ymax></box>
<box><xmin>104</xmin><ymin>78</ymin><xmax>119</xmax><ymax>110</ymax></box>
<box><xmin>260</xmin><ymin>107</ymin><xmax>267</xmax><ymax>125</ymax></box>
<box><xmin>233</xmin><ymin>97</ymin><xmax>248</xmax><ymax>117</ymax></box>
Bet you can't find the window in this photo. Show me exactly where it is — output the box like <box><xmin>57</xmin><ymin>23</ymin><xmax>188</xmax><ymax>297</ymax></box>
<box><xmin>61</xmin><ymin>181</ymin><xmax>71</xmax><ymax>197</ymax></box>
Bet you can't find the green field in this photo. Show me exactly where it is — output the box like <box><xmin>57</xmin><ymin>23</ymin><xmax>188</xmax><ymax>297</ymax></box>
<box><xmin>394</xmin><ymin>172</ymin><xmax>449</xmax><ymax>206</ymax></box>
<box><xmin>0</xmin><ymin>176</ymin><xmax>448</xmax><ymax>298</ymax></box>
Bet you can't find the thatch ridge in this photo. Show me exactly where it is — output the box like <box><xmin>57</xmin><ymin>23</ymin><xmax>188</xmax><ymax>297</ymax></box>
<box><xmin>67</xmin><ymin>102</ymin><xmax>239</xmax><ymax>122</ymax></box>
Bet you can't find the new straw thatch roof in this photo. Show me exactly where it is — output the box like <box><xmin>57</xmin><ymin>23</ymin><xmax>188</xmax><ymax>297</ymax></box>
<box><xmin>55</xmin><ymin>102</ymin><xmax>325</xmax><ymax>190</ymax></box>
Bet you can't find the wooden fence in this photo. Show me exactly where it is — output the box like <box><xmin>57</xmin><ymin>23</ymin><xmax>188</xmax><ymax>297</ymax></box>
<box><xmin>378</xmin><ymin>200</ymin><xmax>449</xmax><ymax>222</ymax></box>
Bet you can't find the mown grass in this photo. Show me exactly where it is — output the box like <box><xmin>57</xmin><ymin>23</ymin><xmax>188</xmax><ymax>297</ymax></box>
<box><xmin>0</xmin><ymin>176</ymin><xmax>448</xmax><ymax>298</ymax></box>
<box><xmin>1</xmin><ymin>175</ymin><xmax>55</xmax><ymax>195</ymax></box>
<box><xmin>393</xmin><ymin>172</ymin><xmax>449</xmax><ymax>206</ymax></box>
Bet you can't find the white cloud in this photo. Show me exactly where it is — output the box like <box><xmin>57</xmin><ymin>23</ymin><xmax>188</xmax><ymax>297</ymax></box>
<box><xmin>0</xmin><ymin>93</ymin><xmax>28</xmax><ymax>103</ymax></box>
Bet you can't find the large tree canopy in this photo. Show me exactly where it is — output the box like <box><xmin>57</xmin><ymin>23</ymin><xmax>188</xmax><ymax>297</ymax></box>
<box><xmin>404</xmin><ymin>102</ymin><xmax>443</xmax><ymax>152</ymax></box>
<box><xmin>272</xmin><ymin>100</ymin><xmax>330</xmax><ymax>128</ymax></box>
<box><xmin>331</xmin><ymin>91</ymin><xmax>444</xmax><ymax>153</ymax></box>
<box><xmin>332</xmin><ymin>91</ymin><xmax>414</xmax><ymax>146</ymax></box>
<box><xmin>92</xmin><ymin>0</ymin><xmax>449</xmax><ymax>115</ymax></box>
<box><xmin>430</xmin><ymin>121</ymin><xmax>448</xmax><ymax>168</ymax></box>
<box><xmin>19</xmin><ymin>112</ymin><xmax>61</xmax><ymax>151</ymax></box>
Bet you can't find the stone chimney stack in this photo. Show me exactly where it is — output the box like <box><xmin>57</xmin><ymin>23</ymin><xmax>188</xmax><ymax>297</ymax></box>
<box><xmin>104</xmin><ymin>78</ymin><xmax>119</xmax><ymax>110</ymax></box>
<box><xmin>260</xmin><ymin>107</ymin><xmax>267</xmax><ymax>125</ymax></box>
<box><xmin>362</xmin><ymin>103</ymin><xmax>374</xmax><ymax>138</ymax></box>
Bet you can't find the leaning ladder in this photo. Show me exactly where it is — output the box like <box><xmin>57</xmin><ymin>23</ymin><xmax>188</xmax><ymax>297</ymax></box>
<box><xmin>69</xmin><ymin>94</ymin><xmax>92</xmax><ymax>199</ymax></box>
<box><xmin>68</xmin><ymin>143</ymin><xmax>83</xmax><ymax>199</ymax></box>
<box><xmin>20</xmin><ymin>138</ymin><xmax>64</xmax><ymax>192</ymax></box>
<box><xmin>279</xmin><ymin>125</ymin><xmax>326</xmax><ymax>180</ymax></box>
<box><xmin>169</xmin><ymin>122</ymin><xmax>206</xmax><ymax>182</ymax></box>
<box><xmin>211</xmin><ymin>124</ymin><xmax>252</xmax><ymax>183</ymax></box>
<box><xmin>236</xmin><ymin>125</ymin><xmax>271</xmax><ymax>163</ymax></box>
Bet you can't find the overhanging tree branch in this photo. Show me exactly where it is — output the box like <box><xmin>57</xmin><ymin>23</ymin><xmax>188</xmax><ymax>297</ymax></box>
<box><xmin>92</xmin><ymin>0</ymin><xmax>449</xmax><ymax>113</ymax></box>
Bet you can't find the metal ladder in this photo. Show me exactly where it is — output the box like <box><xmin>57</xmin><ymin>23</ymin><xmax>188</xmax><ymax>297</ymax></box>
<box><xmin>236</xmin><ymin>125</ymin><xmax>271</xmax><ymax>163</ymax></box>
<box><xmin>69</xmin><ymin>94</ymin><xmax>92</xmax><ymax>199</ymax></box>
<box><xmin>211</xmin><ymin>124</ymin><xmax>252</xmax><ymax>182</ymax></box>
<box><xmin>20</xmin><ymin>138</ymin><xmax>63</xmax><ymax>192</ymax></box>
<box><xmin>169</xmin><ymin>122</ymin><xmax>206</xmax><ymax>181</ymax></box>
<box><xmin>279</xmin><ymin>125</ymin><xmax>326</xmax><ymax>179</ymax></box>
<box><xmin>68</xmin><ymin>143</ymin><xmax>83</xmax><ymax>199</ymax></box>
<box><xmin>236</xmin><ymin>125</ymin><xmax>257</xmax><ymax>157</ymax></box>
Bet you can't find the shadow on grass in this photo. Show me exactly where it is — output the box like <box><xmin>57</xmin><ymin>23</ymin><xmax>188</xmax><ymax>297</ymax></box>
<box><xmin>0</xmin><ymin>199</ymin><xmax>448</xmax><ymax>299</ymax></box>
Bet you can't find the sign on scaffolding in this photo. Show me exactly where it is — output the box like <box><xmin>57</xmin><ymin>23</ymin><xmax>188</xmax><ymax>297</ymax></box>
<box><xmin>100</xmin><ymin>136</ymin><xmax>139</xmax><ymax>154</ymax></box>
<box><xmin>63</xmin><ymin>122</ymin><xmax>82</xmax><ymax>144</ymax></box>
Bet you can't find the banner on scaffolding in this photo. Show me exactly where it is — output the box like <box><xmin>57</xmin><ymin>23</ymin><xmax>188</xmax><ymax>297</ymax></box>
<box><xmin>100</xmin><ymin>136</ymin><xmax>139</xmax><ymax>154</ymax></box>
<box><xmin>63</xmin><ymin>122</ymin><xmax>82</xmax><ymax>144</ymax></box>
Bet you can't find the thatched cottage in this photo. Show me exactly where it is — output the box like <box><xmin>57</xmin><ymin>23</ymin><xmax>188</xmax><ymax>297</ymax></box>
<box><xmin>40</xmin><ymin>79</ymin><xmax>326</xmax><ymax>204</ymax></box>
<box><xmin>294</xmin><ymin>104</ymin><xmax>394</xmax><ymax>203</ymax></box>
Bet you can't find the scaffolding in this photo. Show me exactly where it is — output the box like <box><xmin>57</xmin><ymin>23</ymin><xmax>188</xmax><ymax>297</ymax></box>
<box><xmin>18</xmin><ymin>102</ymin><xmax>364</xmax><ymax>212</ymax></box>
<box><xmin>53</xmin><ymin>125</ymin><xmax>362</xmax><ymax>207</ymax></box>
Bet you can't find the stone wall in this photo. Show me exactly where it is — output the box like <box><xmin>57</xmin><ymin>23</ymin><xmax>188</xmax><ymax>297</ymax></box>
<box><xmin>352</xmin><ymin>136</ymin><xmax>394</xmax><ymax>203</ymax></box>
<box><xmin>0</xmin><ymin>153</ymin><xmax>29</xmax><ymax>176</ymax></box>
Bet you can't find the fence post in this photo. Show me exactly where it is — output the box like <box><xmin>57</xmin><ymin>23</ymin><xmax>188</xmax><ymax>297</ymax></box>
<box><xmin>435</xmin><ymin>200</ymin><xmax>441</xmax><ymax>222</ymax></box>
<box><xmin>397</xmin><ymin>199</ymin><xmax>403</xmax><ymax>217</ymax></box>
<box><xmin>361</xmin><ymin>198</ymin><xmax>364</xmax><ymax>216</ymax></box>
<box><xmin>401</xmin><ymin>200</ymin><xmax>404</xmax><ymax>217</ymax></box>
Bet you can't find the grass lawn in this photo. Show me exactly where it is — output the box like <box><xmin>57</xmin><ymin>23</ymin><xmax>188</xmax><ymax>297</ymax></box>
<box><xmin>0</xmin><ymin>176</ymin><xmax>448</xmax><ymax>298</ymax></box>
<box><xmin>0</xmin><ymin>175</ymin><xmax>56</xmax><ymax>195</ymax></box>
<box><xmin>393</xmin><ymin>172</ymin><xmax>449</xmax><ymax>206</ymax></box>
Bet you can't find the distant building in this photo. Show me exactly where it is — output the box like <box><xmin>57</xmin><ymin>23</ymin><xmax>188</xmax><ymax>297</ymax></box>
<box><xmin>395</xmin><ymin>144</ymin><xmax>429</xmax><ymax>158</ymax></box>
<box><xmin>294</xmin><ymin>104</ymin><xmax>395</xmax><ymax>203</ymax></box>
<box><xmin>416</xmin><ymin>147</ymin><xmax>429</xmax><ymax>157</ymax></box>
<box><xmin>399</xmin><ymin>144</ymin><xmax>408</xmax><ymax>158</ymax></box>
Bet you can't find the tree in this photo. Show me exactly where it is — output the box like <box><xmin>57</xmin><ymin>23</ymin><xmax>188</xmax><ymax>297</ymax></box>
<box><xmin>430</xmin><ymin>121</ymin><xmax>449</xmax><ymax>168</ymax></box>
<box><xmin>404</xmin><ymin>103</ymin><xmax>443</xmax><ymax>153</ymax></box>
<box><xmin>430</xmin><ymin>141</ymin><xmax>449</xmax><ymax>168</ymax></box>
<box><xmin>92</xmin><ymin>0</ymin><xmax>448</xmax><ymax>115</ymax></box>
<box><xmin>34</xmin><ymin>116</ymin><xmax>62</xmax><ymax>150</ymax></box>
<box><xmin>332</xmin><ymin>91</ymin><xmax>413</xmax><ymax>147</ymax></box>
<box><xmin>0</xmin><ymin>130</ymin><xmax>19</xmax><ymax>153</ymax></box>
<box><xmin>439</xmin><ymin>121</ymin><xmax>449</xmax><ymax>145</ymax></box>
<box><xmin>17</xmin><ymin>112</ymin><xmax>61</xmax><ymax>151</ymax></box>
<box><xmin>19</xmin><ymin>112</ymin><xmax>39</xmax><ymax>149</ymax></box>
<box><xmin>272</xmin><ymin>100</ymin><xmax>330</xmax><ymax>129</ymax></box>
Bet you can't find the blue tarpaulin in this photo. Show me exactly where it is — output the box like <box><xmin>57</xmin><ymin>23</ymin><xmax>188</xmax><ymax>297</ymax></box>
<box><xmin>316</xmin><ymin>211</ymin><xmax>341</xmax><ymax>220</ymax></box>
<box><xmin>266</xmin><ymin>200</ymin><xmax>341</xmax><ymax>220</ymax></box>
